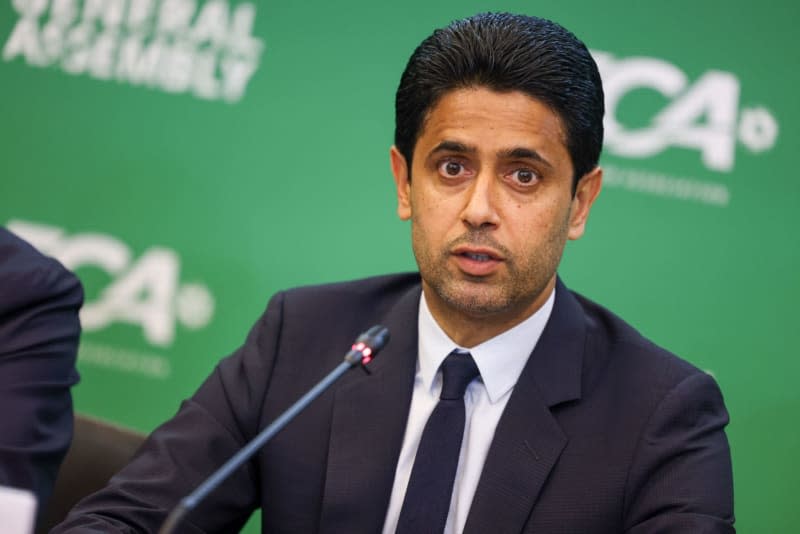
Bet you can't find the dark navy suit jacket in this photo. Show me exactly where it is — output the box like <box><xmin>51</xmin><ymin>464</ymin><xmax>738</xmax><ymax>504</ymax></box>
<box><xmin>54</xmin><ymin>273</ymin><xmax>734</xmax><ymax>533</ymax></box>
<box><xmin>0</xmin><ymin>228</ymin><xmax>82</xmax><ymax>509</ymax></box>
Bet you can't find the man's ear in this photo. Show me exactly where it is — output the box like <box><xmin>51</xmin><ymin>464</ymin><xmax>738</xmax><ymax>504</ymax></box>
<box><xmin>390</xmin><ymin>145</ymin><xmax>412</xmax><ymax>221</ymax></box>
<box><xmin>567</xmin><ymin>166</ymin><xmax>603</xmax><ymax>240</ymax></box>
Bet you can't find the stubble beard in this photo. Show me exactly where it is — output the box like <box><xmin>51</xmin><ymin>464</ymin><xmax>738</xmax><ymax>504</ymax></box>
<box><xmin>412</xmin><ymin>225</ymin><xmax>567</xmax><ymax>321</ymax></box>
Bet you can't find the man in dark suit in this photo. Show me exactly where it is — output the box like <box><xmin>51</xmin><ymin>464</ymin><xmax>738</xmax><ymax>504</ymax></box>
<box><xmin>54</xmin><ymin>13</ymin><xmax>734</xmax><ymax>533</ymax></box>
<box><xmin>0</xmin><ymin>227</ymin><xmax>83</xmax><ymax>512</ymax></box>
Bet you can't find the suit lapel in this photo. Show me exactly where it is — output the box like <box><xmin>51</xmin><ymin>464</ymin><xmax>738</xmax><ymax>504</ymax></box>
<box><xmin>464</xmin><ymin>279</ymin><xmax>586</xmax><ymax>534</ymax></box>
<box><xmin>319</xmin><ymin>285</ymin><xmax>421</xmax><ymax>534</ymax></box>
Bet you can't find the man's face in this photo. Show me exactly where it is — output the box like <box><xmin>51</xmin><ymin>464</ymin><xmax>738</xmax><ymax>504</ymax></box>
<box><xmin>390</xmin><ymin>86</ymin><xmax>602</xmax><ymax>345</ymax></box>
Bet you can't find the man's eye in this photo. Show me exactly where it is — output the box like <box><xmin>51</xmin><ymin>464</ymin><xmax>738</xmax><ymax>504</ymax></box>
<box><xmin>510</xmin><ymin>169</ymin><xmax>538</xmax><ymax>185</ymax></box>
<box><xmin>439</xmin><ymin>161</ymin><xmax>465</xmax><ymax>177</ymax></box>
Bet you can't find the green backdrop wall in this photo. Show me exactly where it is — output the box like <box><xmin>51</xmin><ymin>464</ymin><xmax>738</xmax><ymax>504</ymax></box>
<box><xmin>2</xmin><ymin>0</ymin><xmax>797</xmax><ymax>531</ymax></box>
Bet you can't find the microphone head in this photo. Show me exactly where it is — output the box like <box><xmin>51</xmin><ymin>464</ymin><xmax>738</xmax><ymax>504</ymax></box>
<box><xmin>346</xmin><ymin>325</ymin><xmax>390</xmax><ymax>366</ymax></box>
<box><xmin>359</xmin><ymin>325</ymin><xmax>390</xmax><ymax>352</ymax></box>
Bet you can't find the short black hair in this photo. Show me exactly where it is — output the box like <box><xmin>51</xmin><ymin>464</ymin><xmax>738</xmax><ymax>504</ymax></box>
<box><xmin>394</xmin><ymin>12</ymin><xmax>604</xmax><ymax>188</ymax></box>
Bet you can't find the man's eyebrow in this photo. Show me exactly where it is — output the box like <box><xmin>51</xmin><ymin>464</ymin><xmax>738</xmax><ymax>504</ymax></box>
<box><xmin>499</xmin><ymin>147</ymin><xmax>554</xmax><ymax>169</ymax></box>
<box><xmin>430</xmin><ymin>142</ymin><xmax>555</xmax><ymax>170</ymax></box>
<box><xmin>430</xmin><ymin>140</ymin><xmax>476</xmax><ymax>155</ymax></box>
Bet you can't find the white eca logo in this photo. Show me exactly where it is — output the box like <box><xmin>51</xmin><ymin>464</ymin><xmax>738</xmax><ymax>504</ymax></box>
<box><xmin>8</xmin><ymin>219</ymin><xmax>214</xmax><ymax>347</ymax></box>
<box><xmin>592</xmin><ymin>51</ymin><xmax>778</xmax><ymax>172</ymax></box>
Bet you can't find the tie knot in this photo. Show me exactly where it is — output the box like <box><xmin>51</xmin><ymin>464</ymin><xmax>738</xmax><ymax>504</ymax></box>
<box><xmin>439</xmin><ymin>350</ymin><xmax>479</xmax><ymax>400</ymax></box>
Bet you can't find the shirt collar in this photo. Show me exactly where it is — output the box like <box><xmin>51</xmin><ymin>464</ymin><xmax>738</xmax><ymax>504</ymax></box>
<box><xmin>417</xmin><ymin>286</ymin><xmax>556</xmax><ymax>404</ymax></box>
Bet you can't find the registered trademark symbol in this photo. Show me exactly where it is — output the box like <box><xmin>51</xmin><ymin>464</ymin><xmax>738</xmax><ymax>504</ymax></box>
<box><xmin>176</xmin><ymin>283</ymin><xmax>215</xmax><ymax>330</ymax></box>
<box><xmin>738</xmin><ymin>106</ymin><xmax>778</xmax><ymax>153</ymax></box>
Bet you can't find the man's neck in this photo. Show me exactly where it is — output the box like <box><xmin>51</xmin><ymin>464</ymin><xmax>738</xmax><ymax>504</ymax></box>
<box><xmin>421</xmin><ymin>277</ymin><xmax>557</xmax><ymax>348</ymax></box>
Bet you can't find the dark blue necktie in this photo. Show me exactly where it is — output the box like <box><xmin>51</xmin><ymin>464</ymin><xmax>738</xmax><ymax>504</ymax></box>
<box><xmin>396</xmin><ymin>350</ymin><xmax>480</xmax><ymax>534</ymax></box>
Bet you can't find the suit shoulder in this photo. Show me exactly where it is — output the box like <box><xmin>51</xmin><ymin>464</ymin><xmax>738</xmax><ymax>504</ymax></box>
<box><xmin>278</xmin><ymin>272</ymin><xmax>421</xmax><ymax>313</ymax></box>
<box><xmin>248</xmin><ymin>273</ymin><xmax>421</xmax><ymax>348</ymax></box>
<box><xmin>0</xmin><ymin>228</ymin><xmax>84</xmax><ymax>311</ymax></box>
<box><xmin>570</xmin><ymin>289</ymin><xmax>704</xmax><ymax>389</ymax></box>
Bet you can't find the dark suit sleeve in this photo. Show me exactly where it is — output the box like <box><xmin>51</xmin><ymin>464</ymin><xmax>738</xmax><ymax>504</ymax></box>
<box><xmin>0</xmin><ymin>230</ymin><xmax>83</xmax><ymax>509</ymax></box>
<box><xmin>623</xmin><ymin>371</ymin><xmax>735</xmax><ymax>533</ymax></box>
<box><xmin>52</xmin><ymin>290</ymin><xmax>288</xmax><ymax>533</ymax></box>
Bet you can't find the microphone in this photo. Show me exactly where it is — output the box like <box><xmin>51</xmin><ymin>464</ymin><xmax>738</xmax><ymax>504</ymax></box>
<box><xmin>158</xmin><ymin>325</ymin><xmax>390</xmax><ymax>534</ymax></box>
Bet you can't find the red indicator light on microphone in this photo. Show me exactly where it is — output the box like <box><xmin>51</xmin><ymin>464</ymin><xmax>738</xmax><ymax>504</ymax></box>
<box><xmin>353</xmin><ymin>343</ymin><xmax>374</xmax><ymax>365</ymax></box>
<box><xmin>350</xmin><ymin>338</ymin><xmax>380</xmax><ymax>366</ymax></box>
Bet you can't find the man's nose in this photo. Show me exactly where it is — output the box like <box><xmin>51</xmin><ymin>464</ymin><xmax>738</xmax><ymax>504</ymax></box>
<box><xmin>460</xmin><ymin>172</ymin><xmax>500</xmax><ymax>229</ymax></box>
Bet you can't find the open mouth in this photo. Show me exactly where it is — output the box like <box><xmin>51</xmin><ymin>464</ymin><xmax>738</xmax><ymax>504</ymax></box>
<box><xmin>453</xmin><ymin>246</ymin><xmax>503</xmax><ymax>261</ymax></box>
<box><xmin>461</xmin><ymin>252</ymin><xmax>493</xmax><ymax>262</ymax></box>
<box><xmin>452</xmin><ymin>249</ymin><xmax>503</xmax><ymax>276</ymax></box>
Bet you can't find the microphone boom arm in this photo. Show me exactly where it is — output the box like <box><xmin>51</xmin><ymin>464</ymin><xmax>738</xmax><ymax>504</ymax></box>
<box><xmin>159</xmin><ymin>325</ymin><xmax>390</xmax><ymax>534</ymax></box>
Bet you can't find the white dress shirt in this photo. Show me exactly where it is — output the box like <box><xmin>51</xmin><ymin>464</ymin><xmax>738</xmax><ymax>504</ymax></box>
<box><xmin>382</xmin><ymin>287</ymin><xmax>555</xmax><ymax>534</ymax></box>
